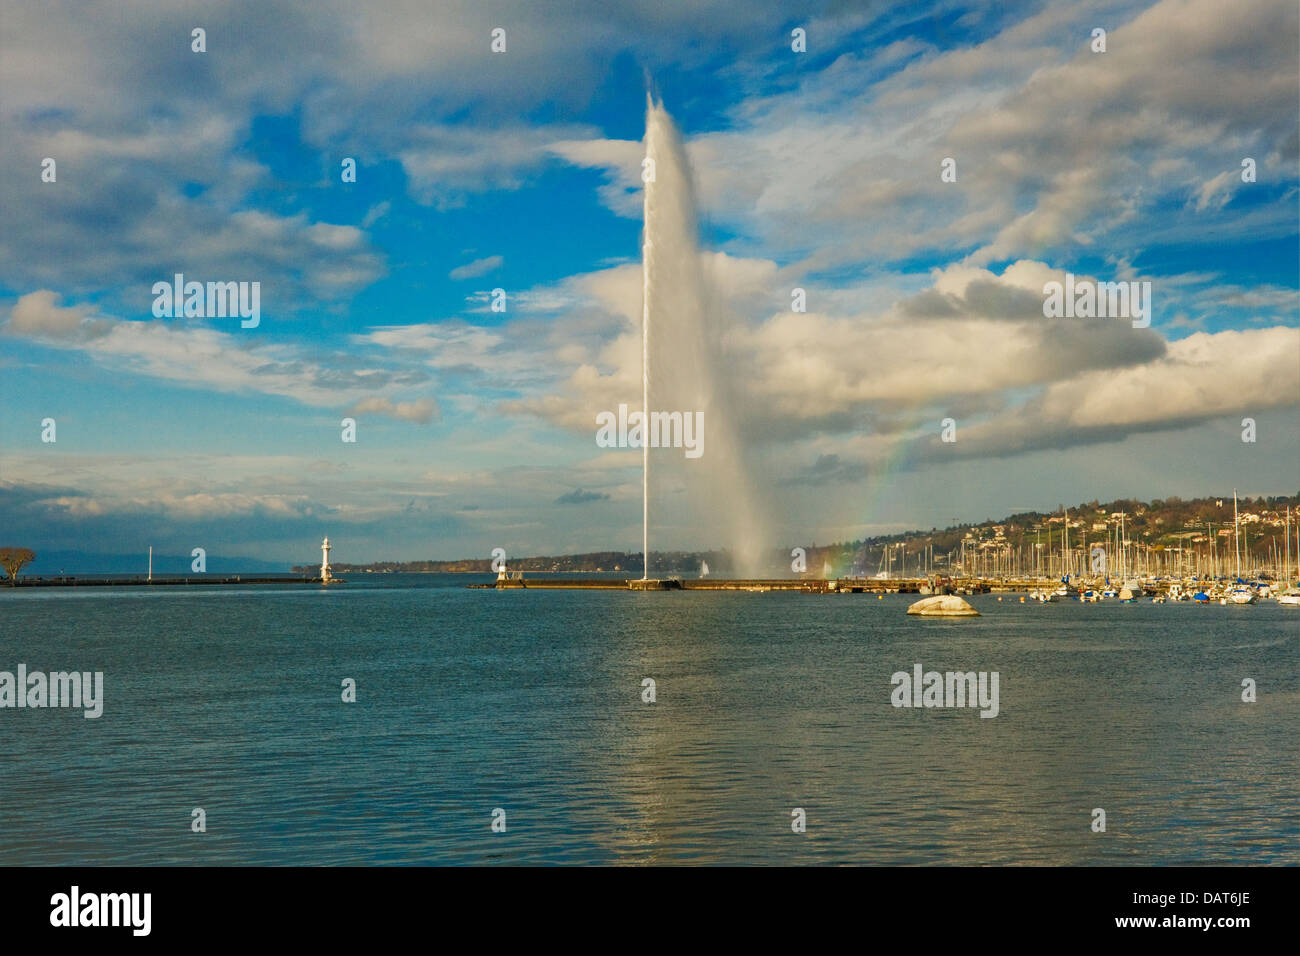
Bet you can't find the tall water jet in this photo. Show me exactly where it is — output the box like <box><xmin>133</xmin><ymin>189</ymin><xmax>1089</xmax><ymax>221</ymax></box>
<box><xmin>641</xmin><ymin>107</ymin><xmax>652</xmax><ymax>580</ymax></box>
<box><xmin>640</xmin><ymin>96</ymin><xmax>768</xmax><ymax>576</ymax></box>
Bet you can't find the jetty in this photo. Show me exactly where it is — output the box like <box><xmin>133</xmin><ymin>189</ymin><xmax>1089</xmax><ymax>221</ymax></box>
<box><xmin>3</xmin><ymin>536</ymin><xmax>347</xmax><ymax>589</ymax></box>
<box><xmin>469</xmin><ymin>573</ymin><xmax>1290</xmax><ymax>597</ymax></box>
<box><xmin>471</xmin><ymin>575</ymin><xmax>992</xmax><ymax>593</ymax></box>
<box><xmin>8</xmin><ymin>575</ymin><xmax>330</xmax><ymax>588</ymax></box>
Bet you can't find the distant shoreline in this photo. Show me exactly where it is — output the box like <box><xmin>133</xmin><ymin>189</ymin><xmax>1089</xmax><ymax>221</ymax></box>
<box><xmin>291</xmin><ymin>493</ymin><xmax>1300</xmax><ymax>578</ymax></box>
<box><xmin>5</xmin><ymin>575</ymin><xmax>323</xmax><ymax>588</ymax></box>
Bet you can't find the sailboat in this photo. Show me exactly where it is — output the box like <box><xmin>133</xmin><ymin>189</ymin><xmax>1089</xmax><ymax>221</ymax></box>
<box><xmin>1226</xmin><ymin>585</ymin><xmax>1257</xmax><ymax>605</ymax></box>
<box><xmin>1278</xmin><ymin>507</ymin><xmax>1299</xmax><ymax>605</ymax></box>
<box><xmin>1224</xmin><ymin>490</ymin><xmax>1255</xmax><ymax>605</ymax></box>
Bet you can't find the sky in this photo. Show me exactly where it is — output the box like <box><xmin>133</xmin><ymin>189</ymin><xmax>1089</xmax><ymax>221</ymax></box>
<box><xmin>1</xmin><ymin>0</ymin><xmax>1297</xmax><ymax>569</ymax></box>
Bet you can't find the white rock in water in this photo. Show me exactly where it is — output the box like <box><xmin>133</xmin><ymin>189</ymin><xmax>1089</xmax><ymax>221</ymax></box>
<box><xmin>907</xmin><ymin>595</ymin><xmax>980</xmax><ymax>617</ymax></box>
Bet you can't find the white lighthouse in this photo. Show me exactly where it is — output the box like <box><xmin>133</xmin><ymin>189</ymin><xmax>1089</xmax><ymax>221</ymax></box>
<box><xmin>321</xmin><ymin>537</ymin><xmax>332</xmax><ymax>584</ymax></box>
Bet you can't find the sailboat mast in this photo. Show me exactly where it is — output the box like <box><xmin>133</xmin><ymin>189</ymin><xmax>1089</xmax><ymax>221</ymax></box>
<box><xmin>1121</xmin><ymin>512</ymin><xmax>1126</xmax><ymax>579</ymax></box>
<box><xmin>1233</xmin><ymin>489</ymin><xmax>1240</xmax><ymax>579</ymax></box>
<box><xmin>1063</xmin><ymin>507</ymin><xmax>1068</xmax><ymax>579</ymax></box>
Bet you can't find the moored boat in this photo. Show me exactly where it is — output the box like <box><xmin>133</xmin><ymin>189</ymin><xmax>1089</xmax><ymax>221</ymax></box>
<box><xmin>1227</xmin><ymin>585</ymin><xmax>1256</xmax><ymax>605</ymax></box>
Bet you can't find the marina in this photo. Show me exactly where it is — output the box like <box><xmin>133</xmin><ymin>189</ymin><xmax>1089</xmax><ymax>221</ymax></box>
<box><xmin>471</xmin><ymin>571</ymin><xmax>1298</xmax><ymax>601</ymax></box>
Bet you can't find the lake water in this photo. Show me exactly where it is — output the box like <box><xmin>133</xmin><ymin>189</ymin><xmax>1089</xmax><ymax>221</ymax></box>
<box><xmin>1</xmin><ymin>575</ymin><xmax>1296</xmax><ymax>865</ymax></box>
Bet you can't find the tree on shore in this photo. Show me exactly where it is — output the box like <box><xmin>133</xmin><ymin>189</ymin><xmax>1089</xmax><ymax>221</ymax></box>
<box><xmin>0</xmin><ymin>548</ymin><xmax>36</xmax><ymax>585</ymax></box>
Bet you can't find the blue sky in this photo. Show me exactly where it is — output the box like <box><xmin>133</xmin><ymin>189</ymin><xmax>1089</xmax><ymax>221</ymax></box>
<box><xmin>1</xmin><ymin>0</ymin><xmax>1297</xmax><ymax>568</ymax></box>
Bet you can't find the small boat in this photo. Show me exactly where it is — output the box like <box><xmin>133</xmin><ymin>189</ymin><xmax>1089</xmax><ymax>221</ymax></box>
<box><xmin>1277</xmin><ymin>587</ymin><xmax>1300</xmax><ymax>607</ymax></box>
<box><xmin>1227</xmin><ymin>585</ymin><xmax>1257</xmax><ymax>605</ymax></box>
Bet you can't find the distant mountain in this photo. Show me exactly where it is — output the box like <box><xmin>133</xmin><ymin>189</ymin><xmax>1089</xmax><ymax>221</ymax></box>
<box><xmin>20</xmin><ymin>551</ymin><xmax>288</xmax><ymax>576</ymax></box>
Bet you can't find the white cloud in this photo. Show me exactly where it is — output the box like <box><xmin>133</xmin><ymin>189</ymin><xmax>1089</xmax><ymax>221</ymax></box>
<box><xmin>1193</xmin><ymin>169</ymin><xmax>1238</xmax><ymax>212</ymax></box>
<box><xmin>548</xmin><ymin>0</ymin><xmax>1298</xmax><ymax>273</ymax></box>
<box><xmin>467</xmin><ymin>256</ymin><xmax>1298</xmax><ymax>468</ymax></box>
<box><xmin>5</xmin><ymin>291</ymin><xmax>424</xmax><ymax>410</ymax></box>
<box><xmin>7</xmin><ymin>290</ymin><xmax>109</xmax><ymax>340</ymax></box>
<box><xmin>449</xmin><ymin>255</ymin><xmax>503</xmax><ymax>281</ymax></box>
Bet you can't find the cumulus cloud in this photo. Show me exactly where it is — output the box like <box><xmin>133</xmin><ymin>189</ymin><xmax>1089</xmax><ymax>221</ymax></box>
<box><xmin>468</xmin><ymin>251</ymin><xmax>1298</xmax><ymax>487</ymax></box>
<box><xmin>906</xmin><ymin>325</ymin><xmax>1300</xmax><ymax>464</ymax></box>
<box><xmin>5</xmin><ymin>290</ymin><xmax>110</xmax><ymax>340</ymax></box>
<box><xmin>497</xmin><ymin>256</ymin><xmax>1177</xmax><ymax>439</ymax></box>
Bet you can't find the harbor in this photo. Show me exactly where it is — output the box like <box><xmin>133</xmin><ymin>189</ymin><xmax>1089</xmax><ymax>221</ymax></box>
<box><xmin>472</xmin><ymin>570</ymin><xmax>1299</xmax><ymax>603</ymax></box>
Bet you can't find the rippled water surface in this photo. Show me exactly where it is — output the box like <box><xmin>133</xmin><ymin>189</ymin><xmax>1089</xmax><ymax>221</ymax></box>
<box><xmin>2</xmin><ymin>576</ymin><xmax>1296</xmax><ymax>865</ymax></box>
